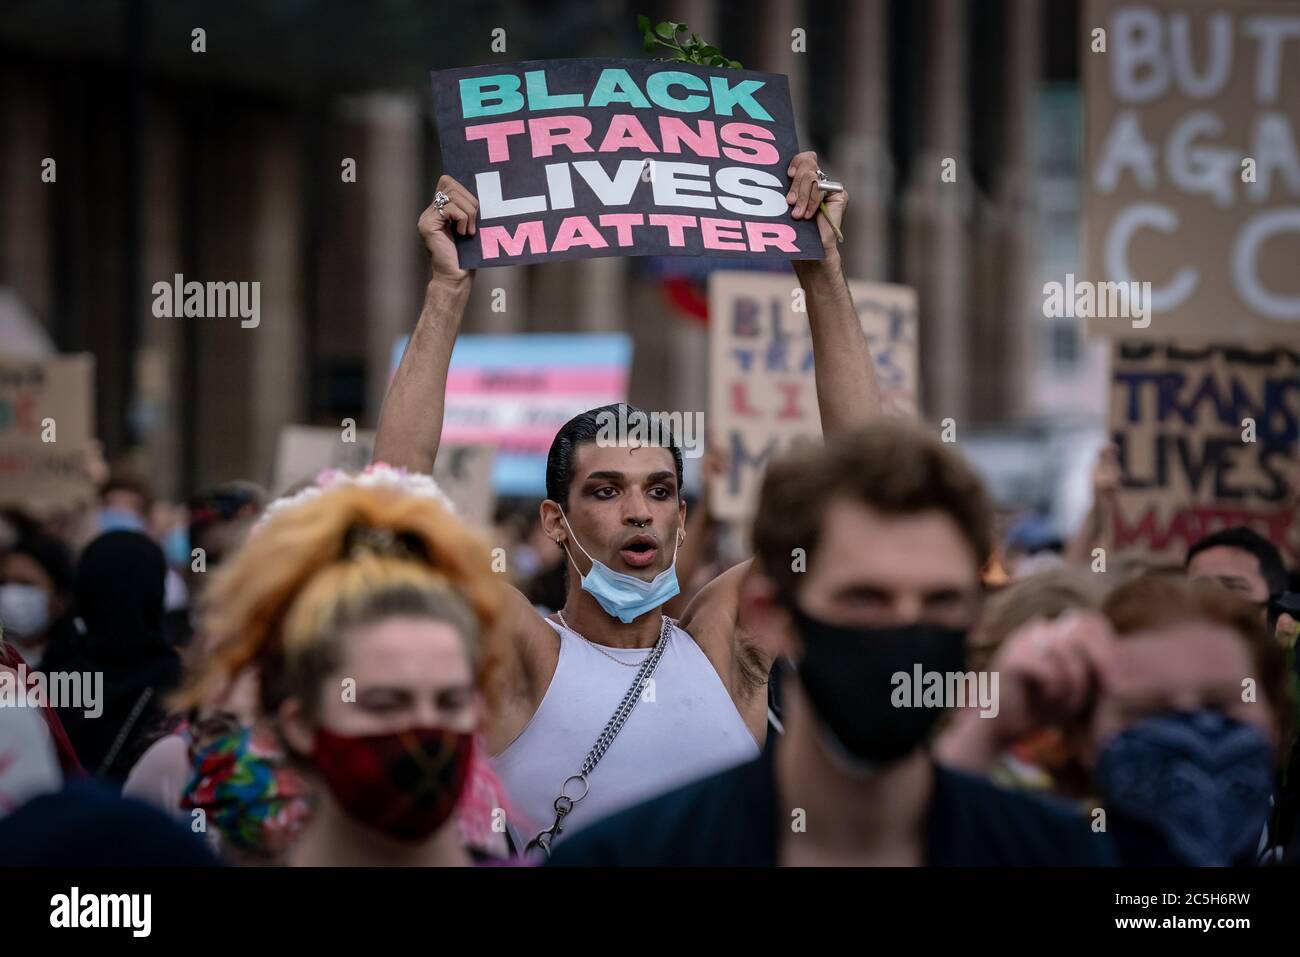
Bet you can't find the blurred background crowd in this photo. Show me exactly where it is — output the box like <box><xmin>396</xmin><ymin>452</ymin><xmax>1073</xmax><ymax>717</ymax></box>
<box><xmin>0</xmin><ymin>0</ymin><xmax>1298</xmax><ymax>872</ymax></box>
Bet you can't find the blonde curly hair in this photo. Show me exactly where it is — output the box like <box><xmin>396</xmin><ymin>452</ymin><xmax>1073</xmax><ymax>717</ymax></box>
<box><xmin>175</xmin><ymin>477</ymin><xmax>510</xmax><ymax>718</ymax></box>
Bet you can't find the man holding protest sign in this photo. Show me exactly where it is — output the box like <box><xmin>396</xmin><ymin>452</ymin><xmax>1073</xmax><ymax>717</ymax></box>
<box><xmin>376</xmin><ymin>58</ymin><xmax>876</xmax><ymax>855</ymax></box>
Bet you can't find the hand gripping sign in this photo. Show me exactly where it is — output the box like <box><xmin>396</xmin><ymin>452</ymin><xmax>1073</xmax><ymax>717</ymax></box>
<box><xmin>430</xmin><ymin>58</ymin><xmax>823</xmax><ymax>267</ymax></box>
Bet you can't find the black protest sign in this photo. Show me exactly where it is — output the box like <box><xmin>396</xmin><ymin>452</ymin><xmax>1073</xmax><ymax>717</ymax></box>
<box><xmin>430</xmin><ymin>58</ymin><xmax>822</xmax><ymax>267</ymax></box>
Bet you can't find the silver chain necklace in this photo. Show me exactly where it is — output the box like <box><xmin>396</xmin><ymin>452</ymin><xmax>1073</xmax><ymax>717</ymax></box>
<box><xmin>524</xmin><ymin>614</ymin><xmax>673</xmax><ymax>859</ymax></box>
<box><xmin>555</xmin><ymin>609</ymin><xmax>645</xmax><ymax>667</ymax></box>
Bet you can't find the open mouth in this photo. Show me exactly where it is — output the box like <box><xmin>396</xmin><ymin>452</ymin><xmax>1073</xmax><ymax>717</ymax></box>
<box><xmin>618</xmin><ymin>535</ymin><xmax>659</xmax><ymax>569</ymax></box>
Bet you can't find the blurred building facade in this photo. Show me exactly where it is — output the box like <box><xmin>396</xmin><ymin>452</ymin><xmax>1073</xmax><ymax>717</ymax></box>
<box><xmin>0</xmin><ymin>0</ymin><xmax>1106</xmax><ymax>501</ymax></box>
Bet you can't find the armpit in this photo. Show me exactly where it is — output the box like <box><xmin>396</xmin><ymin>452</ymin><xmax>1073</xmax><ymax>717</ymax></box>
<box><xmin>733</xmin><ymin>628</ymin><xmax>772</xmax><ymax>704</ymax></box>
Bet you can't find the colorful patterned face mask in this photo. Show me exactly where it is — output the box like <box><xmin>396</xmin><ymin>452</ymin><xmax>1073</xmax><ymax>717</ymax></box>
<box><xmin>309</xmin><ymin>726</ymin><xmax>474</xmax><ymax>843</ymax></box>
<box><xmin>181</xmin><ymin>724</ymin><xmax>313</xmax><ymax>859</ymax></box>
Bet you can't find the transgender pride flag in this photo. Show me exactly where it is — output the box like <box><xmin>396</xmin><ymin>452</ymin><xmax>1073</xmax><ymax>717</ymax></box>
<box><xmin>390</xmin><ymin>333</ymin><xmax>632</xmax><ymax>497</ymax></box>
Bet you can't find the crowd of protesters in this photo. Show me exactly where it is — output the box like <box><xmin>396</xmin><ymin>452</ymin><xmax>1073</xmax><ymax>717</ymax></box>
<box><xmin>2</xmin><ymin>157</ymin><xmax>1299</xmax><ymax>868</ymax></box>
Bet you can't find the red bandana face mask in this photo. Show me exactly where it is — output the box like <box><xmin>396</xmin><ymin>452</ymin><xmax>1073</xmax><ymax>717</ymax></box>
<box><xmin>309</xmin><ymin>726</ymin><xmax>474</xmax><ymax>843</ymax></box>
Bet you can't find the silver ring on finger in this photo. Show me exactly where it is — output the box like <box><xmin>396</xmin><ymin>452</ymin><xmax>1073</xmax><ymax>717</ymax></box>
<box><xmin>815</xmin><ymin>169</ymin><xmax>844</xmax><ymax>194</ymax></box>
<box><xmin>433</xmin><ymin>190</ymin><xmax>451</xmax><ymax>211</ymax></box>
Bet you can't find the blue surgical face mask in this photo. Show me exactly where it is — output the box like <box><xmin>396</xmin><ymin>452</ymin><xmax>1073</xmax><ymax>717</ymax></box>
<box><xmin>0</xmin><ymin>582</ymin><xmax>51</xmax><ymax>642</ymax></box>
<box><xmin>163</xmin><ymin>525</ymin><xmax>191</xmax><ymax>568</ymax></box>
<box><xmin>559</xmin><ymin>511</ymin><xmax>680</xmax><ymax>624</ymax></box>
<box><xmin>1094</xmin><ymin>710</ymin><xmax>1275</xmax><ymax>867</ymax></box>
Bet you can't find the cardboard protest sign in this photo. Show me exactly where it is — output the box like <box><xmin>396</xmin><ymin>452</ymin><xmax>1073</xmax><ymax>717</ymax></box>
<box><xmin>1083</xmin><ymin>0</ymin><xmax>1300</xmax><ymax>340</ymax></box>
<box><xmin>430</xmin><ymin>58</ymin><xmax>821</xmax><ymax>267</ymax></box>
<box><xmin>273</xmin><ymin>425</ymin><xmax>497</xmax><ymax>526</ymax></box>
<box><xmin>431</xmin><ymin>444</ymin><xmax>497</xmax><ymax>526</ymax></box>
<box><xmin>272</xmin><ymin>425</ymin><xmax>375</xmax><ymax>494</ymax></box>
<box><xmin>708</xmin><ymin>273</ymin><xmax>919</xmax><ymax>521</ymax></box>
<box><xmin>389</xmin><ymin>332</ymin><xmax>632</xmax><ymax>498</ymax></box>
<box><xmin>1109</xmin><ymin>341</ymin><xmax>1298</xmax><ymax>564</ymax></box>
<box><xmin>0</xmin><ymin>354</ymin><xmax>95</xmax><ymax>513</ymax></box>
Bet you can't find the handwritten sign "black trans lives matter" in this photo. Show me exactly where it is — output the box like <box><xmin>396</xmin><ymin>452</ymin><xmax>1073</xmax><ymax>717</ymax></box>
<box><xmin>430</xmin><ymin>58</ymin><xmax>822</xmax><ymax>267</ymax></box>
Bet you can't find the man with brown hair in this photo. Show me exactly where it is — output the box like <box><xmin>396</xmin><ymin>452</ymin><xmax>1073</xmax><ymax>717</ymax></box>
<box><xmin>550</xmin><ymin>422</ymin><xmax>1115</xmax><ymax>866</ymax></box>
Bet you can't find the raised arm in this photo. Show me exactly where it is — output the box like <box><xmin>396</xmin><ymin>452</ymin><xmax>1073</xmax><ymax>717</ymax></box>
<box><xmin>1063</xmin><ymin>443</ymin><xmax>1120</xmax><ymax>567</ymax></box>
<box><xmin>373</xmin><ymin>176</ymin><xmax>479</xmax><ymax>473</ymax></box>
<box><xmin>787</xmin><ymin>152</ymin><xmax>881</xmax><ymax>436</ymax></box>
<box><xmin>687</xmin><ymin>156</ymin><xmax>881</xmax><ymax>694</ymax></box>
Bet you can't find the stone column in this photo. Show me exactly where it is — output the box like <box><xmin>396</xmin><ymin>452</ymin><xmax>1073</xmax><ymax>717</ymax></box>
<box><xmin>992</xmin><ymin>0</ymin><xmax>1041</xmax><ymax>421</ymax></box>
<box><xmin>757</xmin><ymin>0</ymin><xmax>811</xmax><ymax>147</ymax></box>
<box><xmin>575</xmin><ymin>257</ymin><xmax>625</xmax><ymax>332</ymax></box>
<box><xmin>248</xmin><ymin>121</ymin><xmax>306</xmax><ymax>486</ymax></box>
<box><xmin>466</xmin><ymin>264</ymin><xmax>528</xmax><ymax>334</ymax></box>
<box><xmin>0</xmin><ymin>66</ymin><xmax>54</xmax><ymax>330</ymax></box>
<box><xmin>139</xmin><ymin>102</ymin><xmax>183</xmax><ymax>500</ymax></box>
<box><xmin>901</xmin><ymin>0</ymin><xmax>970</xmax><ymax>421</ymax></box>
<box><xmin>351</xmin><ymin>93</ymin><xmax>423</xmax><ymax>422</ymax></box>
<box><xmin>839</xmin><ymin>0</ymin><xmax>891</xmax><ymax>282</ymax></box>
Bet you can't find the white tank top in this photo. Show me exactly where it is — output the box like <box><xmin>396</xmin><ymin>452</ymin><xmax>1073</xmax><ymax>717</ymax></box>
<box><xmin>492</xmin><ymin>617</ymin><xmax>760</xmax><ymax>844</ymax></box>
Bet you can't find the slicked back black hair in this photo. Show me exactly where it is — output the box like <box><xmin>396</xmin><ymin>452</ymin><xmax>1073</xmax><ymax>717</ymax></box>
<box><xmin>545</xmin><ymin>403</ymin><xmax>684</xmax><ymax>507</ymax></box>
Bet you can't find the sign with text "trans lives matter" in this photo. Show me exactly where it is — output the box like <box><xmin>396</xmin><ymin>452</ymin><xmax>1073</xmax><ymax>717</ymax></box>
<box><xmin>430</xmin><ymin>58</ymin><xmax>822</xmax><ymax>267</ymax></box>
<box><xmin>1109</xmin><ymin>341</ymin><xmax>1299</xmax><ymax>564</ymax></box>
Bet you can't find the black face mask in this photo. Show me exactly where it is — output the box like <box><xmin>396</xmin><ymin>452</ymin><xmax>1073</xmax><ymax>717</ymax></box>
<box><xmin>788</xmin><ymin>604</ymin><xmax>967</xmax><ymax>772</ymax></box>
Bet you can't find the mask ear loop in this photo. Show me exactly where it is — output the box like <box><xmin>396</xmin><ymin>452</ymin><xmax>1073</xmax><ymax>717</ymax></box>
<box><xmin>668</xmin><ymin>525</ymin><xmax>683</xmax><ymax>565</ymax></box>
<box><xmin>556</xmin><ymin>510</ymin><xmax>595</xmax><ymax>577</ymax></box>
